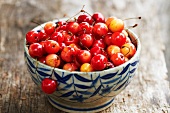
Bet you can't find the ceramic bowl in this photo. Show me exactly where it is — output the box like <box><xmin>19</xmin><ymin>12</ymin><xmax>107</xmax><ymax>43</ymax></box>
<box><xmin>24</xmin><ymin>19</ymin><xmax>141</xmax><ymax>113</ymax></box>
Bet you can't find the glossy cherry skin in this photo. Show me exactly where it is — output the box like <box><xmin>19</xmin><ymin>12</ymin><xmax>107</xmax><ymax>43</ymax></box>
<box><xmin>50</xmin><ymin>31</ymin><xmax>65</xmax><ymax>44</ymax></box>
<box><xmin>77</xmin><ymin>22</ymin><xmax>92</xmax><ymax>36</ymax></box>
<box><xmin>93</xmin><ymin>23</ymin><xmax>108</xmax><ymax>37</ymax></box>
<box><xmin>110</xmin><ymin>52</ymin><xmax>125</xmax><ymax>66</ymax></box>
<box><xmin>92</xmin><ymin>39</ymin><xmax>106</xmax><ymax>49</ymax></box>
<box><xmin>45</xmin><ymin>54</ymin><xmax>61</xmax><ymax>68</ymax></box>
<box><xmin>92</xmin><ymin>12</ymin><xmax>105</xmax><ymax>23</ymax></box>
<box><xmin>77</xmin><ymin>14</ymin><xmax>93</xmax><ymax>25</ymax></box>
<box><xmin>44</xmin><ymin>22</ymin><xmax>55</xmax><ymax>35</ymax></box>
<box><xmin>41</xmin><ymin>78</ymin><xmax>57</xmax><ymax>94</ymax></box>
<box><xmin>76</xmin><ymin>50</ymin><xmax>92</xmax><ymax>64</ymax></box>
<box><xmin>29</xmin><ymin>43</ymin><xmax>44</xmax><ymax>58</ymax></box>
<box><xmin>104</xmin><ymin>33</ymin><xmax>112</xmax><ymax>46</ymax></box>
<box><xmin>63</xmin><ymin>62</ymin><xmax>78</xmax><ymax>71</ymax></box>
<box><xmin>66</xmin><ymin>22</ymin><xmax>79</xmax><ymax>35</ymax></box>
<box><xmin>37</xmin><ymin>30</ymin><xmax>48</xmax><ymax>41</ymax></box>
<box><xmin>26</xmin><ymin>31</ymin><xmax>39</xmax><ymax>44</ymax></box>
<box><xmin>61</xmin><ymin>46</ymin><xmax>76</xmax><ymax>62</ymax></box>
<box><xmin>80</xmin><ymin>63</ymin><xmax>93</xmax><ymax>72</ymax></box>
<box><xmin>120</xmin><ymin>43</ymin><xmax>136</xmax><ymax>58</ymax></box>
<box><xmin>109</xmin><ymin>18</ymin><xmax>124</xmax><ymax>32</ymax></box>
<box><xmin>111</xmin><ymin>32</ymin><xmax>126</xmax><ymax>47</ymax></box>
<box><xmin>44</xmin><ymin>40</ymin><xmax>60</xmax><ymax>54</ymax></box>
<box><xmin>91</xmin><ymin>54</ymin><xmax>108</xmax><ymax>71</ymax></box>
<box><xmin>79</xmin><ymin>34</ymin><xmax>94</xmax><ymax>48</ymax></box>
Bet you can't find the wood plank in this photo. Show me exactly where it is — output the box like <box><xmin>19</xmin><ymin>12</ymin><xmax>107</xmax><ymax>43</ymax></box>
<box><xmin>0</xmin><ymin>0</ymin><xmax>169</xmax><ymax>113</ymax></box>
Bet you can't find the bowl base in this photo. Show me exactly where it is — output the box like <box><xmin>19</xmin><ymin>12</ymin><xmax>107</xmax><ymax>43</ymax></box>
<box><xmin>48</xmin><ymin>96</ymin><xmax>114</xmax><ymax>113</ymax></box>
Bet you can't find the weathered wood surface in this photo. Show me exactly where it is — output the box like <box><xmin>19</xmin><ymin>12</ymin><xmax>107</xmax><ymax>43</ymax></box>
<box><xmin>0</xmin><ymin>0</ymin><xmax>170</xmax><ymax>113</ymax></box>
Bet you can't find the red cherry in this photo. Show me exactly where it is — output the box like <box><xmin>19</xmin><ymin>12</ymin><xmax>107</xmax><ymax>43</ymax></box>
<box><xmin>26</xmin><ymin>31</ymin><xmax>39</xmax><ymax>44</ymax></box>
<box><xmin>110</xmin><ymin>53</ymin><xmax>125</xmax><ymax>66</ymax></box>
<box><xmin>92</xmin><ymin>12</ymin><xmax>105</xmax><ymax>23</ymax></box>
<box><xmin>90</xmin><ymin>46</ymin><xmax>103</xmax><ymax>57</ymax></box>
<box><xmin>93</xmin><ymin>23</ymin><xmax>108</xmax><ymax>37</ymax></box>
<box><xmin>50</xmin><ymin>31</ymin><xmax>65</xmax><ymax>44</ymax></box>
<box><xmin>92</xmin><ymin>39</ymin><xmax>106</xmax><ymax>49</ymax></box>
<box><xmin>77</xmin><ymin>14</ymin><xmax>93</xmax><ymax>25</ymax></box>
<box><xmin>41</xmin><ymin>78</ymin><xmax>57</xmax><ymax>94</ymax></box>
<box><xmin>66</xmin><ymin>22</ymin><xmax>79</xmax><ymax>35</ymax></box>
<box><xmin>77</xmin><ymin>22</ymin><xmax>92</xmax><ymax>36</ymax></box>
<box><xmin>64</xmin><ymin>35</ymin><xmax>79</xmax><ymax>46</ymax></box>
<box><xmin>44</xmin><ymin>22</ymin><xmax>55</xmax><ymax>35</ymax></box>
<box><xmin>76</xmin><ymin>50</ymin><xmax>92</xmax><ymax>64</ymax></box>
<box><xmin>29</xmin><ymin>43</ymin><xmax>44</xmax><ymax>58</ymax></box>
<box><xmin>61</xmin><ymin>46</ymin><xmax>76</xmax><ymax>62</ymax></box>
<box><xmin>104</xmin><ymin>33</ymin><xmax>112</xmax><ymax>46</ymax></box>
<box><xmin>38</xmin><ymin>56</ymin><xmax>46</xmax><ymax>64</ymax></box>
<box><xmin>63</xmin><ymin>63</ymin><xmax>78</xmax><ymax>71</ymax></box>
<box><xmin>111</xmin><ymin>32</ymin><xmax>126</xmax><ymax>47</ymax></box>
<box><xmin>44</xmin><ymin>40</ymin><xmax>60</xmax><ymax>54</ymax></box>
<box><xmin>37</xmin><ymin>30</ymin><xmax>48</xmax><ymax>41</ymax></box>
<box><xmin>91</xmin><ymin>54</ymin><xmax>107</xmax><ymax>71</ymax></box>
<box><xmin>80</xmin><ymin>34</ymin><xmax>94</xmax><ymax>48</ymax></box>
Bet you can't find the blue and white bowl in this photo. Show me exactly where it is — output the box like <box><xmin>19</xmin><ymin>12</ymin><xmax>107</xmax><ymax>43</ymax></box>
<box><xmin>24</xmin><ymin>20</ymin><xmax>141</xmax><ymax>113</ymax></box>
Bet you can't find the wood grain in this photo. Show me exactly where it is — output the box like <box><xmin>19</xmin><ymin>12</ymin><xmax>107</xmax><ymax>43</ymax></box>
<box><xmin>0</xmin><ymin>0</ymin><xmax>170</xmax><ymax>113</ymax></box>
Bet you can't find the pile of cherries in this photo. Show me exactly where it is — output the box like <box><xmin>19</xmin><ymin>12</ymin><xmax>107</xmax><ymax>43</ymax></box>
<box><xmin>26</xmin><ymin>11</ymin><xmax>137</xmax><ymax>73</ymax></box>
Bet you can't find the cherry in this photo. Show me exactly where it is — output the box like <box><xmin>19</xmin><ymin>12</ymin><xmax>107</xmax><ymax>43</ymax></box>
<box><xmin>26</xmin><ymin>31</ymin><xmax>39</xmax><ymax>44</ymax></box>
<box><xmin>110</xmin><ymin>52</ymin><xmax>125</xmax><ymax>66</ymax></box>
<box><xmin>90</xmin><ymin>46</ymin><xmax>103</xmax><ymax>57</ymax></box>
<box><xmin>66</xmin><ymin>22</ymin><xmax>79</xmax><ymax>35</ymax></box>
<box><xmin>64</xmin><ymin>35</ymin><xmax>79</xmax><ymax>46</ymax></box>
<box><xmin>111</xmin><ymin>32</ymin><xmax>126</xmax><ymax>47</ymax></box>
<box><xmin>91</xmin><ymin>54</ymin><xmax>108</xmax><ymax>71</ymax></box>
<box><xmin>80</xmin><ymin>63</ymin><xmax>93</xmax><ymax>72</ymax></box>
<box><xmin>77</xmin><ymin>14</ymin><xmax>93</xmax><ymax>25</ymax></box>
<box><xmin>93</xmin><ymin>23</ymin><xmax>108</xmax><ymax>37</ymax></box>
<box><xmin>63</xmin><ymin>63</ymin><xmax>78</xmax><ymax>71</ymax></box>
<box><xmin>50</xmin><ymin>31</ymin><xmax>65</xmax><ymax>44</ymax></box>
<box><xmin>41</xmin><ymin>78</ymin><xmax>57</xmax><ymax>94</ymax></box>
<box><xmin>104</xmin><ymin>33</ymin><xmax>112</xmax><ymax>46</ymax></box>
<box><xmin>92</xmin><ymin>12</ymin><xmax>105</xmax><ymax>23</ymax></box>
<box><xmin>61</xmin><ymin>46</ymin><xmax>76</xmax><ymax>62</ymax></box>
<box><xmin>45</xmin><ymin>54</ymin><xmax>61</xmax><ymax>68</ymax></box>
<box><xmin>29</xmin><ymin>43</ymin><xmax>44</xmax><ymax>58</ymax></box>
<box><xmin>44</xmin><ymin>40</ymin><xmax>60</xmax><ymax>54</ymax></box>
<box><xmin>109</xmin><ymin>18</ymin><xmax>124</xmax><ymax>32</ymax></box>
<box><xmin>76</xmin><ymin>50</ymin><xmax>92</xmax><ymax>64</ymax></box>
<box><xmin>38</xmin><ymin>56</ymin><xmax>46</xmax><ymax>64</ymax></box>
<box><xmin>37</xmin><ymin>30</ymin><xmax>48</xmax><ymax>41</ymax></box>
<box><xmin>77</xmin><ymin>22</ymin><xmax>92</xmax><ymax>36</ymax></box>
<box><xmin>92</xmin><ymin>39</ymin><xmax>106</xmax><ymax>49</ymax></box>
<box><xmin>120</xmin><ymin>43</ymin><xmax>136</xmax><ymax>58</ymax></box>
<box><xmin>79</xmin><ymin>34</ymin><xmax>94</xmax><ymax>48</ymax></box>
<box><xmin>105</xmin><ymin>16</ymin><xmax>117</xmax><ymax>27</ymax></box>
<box><xmin>106</xmin><ymin>45</ymin><xmax>120</xmax><ymax>57</ymax></box>
<box><xmin>44</xmin><ymin>22</ymin><xmax>55</xmax><ymax>35</ymax></box>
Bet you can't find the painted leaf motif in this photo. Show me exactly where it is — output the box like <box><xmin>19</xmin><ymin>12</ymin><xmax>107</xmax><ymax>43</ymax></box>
<box><xmin>74</xmin><ymin>84</ymin><xmax>92</xmax><ymax>89</ymax></box>
<box><xmin>90</xmin><ymin>85</ymin><xmax>101</xmax><ymax>97</ymax></box>
<box><xmin>77</xmin><ymin>91</ymin><xmax>92</xmax><ymax>95</ymax></box>
<box><xmin>37</xmin><ymin>70</ymin><xmax>51</xmax><ymax>77</ymax></box>
<box><xmin>100</xmin><ymin>71</ymin><xmax>118</xmax><ymax>79</ymax></box>
<box><xmin>102</xmin><ymin>76</ymin><xmax>121</xmax><ymax>85</ymax></box>
<box><xmin>129</xmin><ymin>68</ymin><xmax>136</xmax><ymax>74</ymax></box>
<box><xmin>60</xmin><ymin>91</ymin><xmax>74</xmax><ymax>97</ymax></box>
<box><xmin>74</xmin><ymin>74</ymin><xmax>92</xmax><ymax>82</ymax></box>
<box><xmin>91</xmin><ymin>75</ymin><xmax>100</xmax><ymax>86</ymax></box>
<box><xmin>118</xmin><ymin>63</ymin><xmax>130</xmax><ymax>75</ymax></box>
<box><xmin>27</xmin><ymin>57</ymin><xmax>35</xmax><ymax>68</ymax></box>
<box><xmin>26</xmin><ymin>64</ymin><xmax>35</xmax><ymax>74</ymax></box>
<box><xmin>60</xmin><ymin>83</ymin><xmax>73</xmax><ymax>90</ymax></box>
<box><xmin>38</xmin><ymin>67</ymin><xmax>51</xmax><ymax>72</ymax></box>
<box><xmin>131</xmin><ymin>60</ymin><xmax>139</xmax><ymax>66</ymax></box>
<box><xmin>114</xmin><ymin>78</ymin><xmax>128</xmax><ymax>91</ymax></box>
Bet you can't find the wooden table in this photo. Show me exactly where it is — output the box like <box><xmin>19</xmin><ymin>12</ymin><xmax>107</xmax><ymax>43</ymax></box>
<box><xmin>0</xmin><ymin>0</ymin><xmax>170</xmax><ymax>113</ymax></box>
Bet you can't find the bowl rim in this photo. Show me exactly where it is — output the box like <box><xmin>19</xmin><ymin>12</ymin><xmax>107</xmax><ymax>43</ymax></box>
<box><xmin>24</xmin><ymin>19</ymin><xmax>141</xmax><ymax>74</ymax></box>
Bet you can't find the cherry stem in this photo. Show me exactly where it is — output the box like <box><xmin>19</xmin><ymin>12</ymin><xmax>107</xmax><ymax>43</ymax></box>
<box><xmin>31</xmin><ymin>20</ymin><xmax>44</xmax><ymax>30</ymax></box>
<box><xmin>66</xmin><ymin>5</ymin><xmax>85</xmax><ymax>22</ymax></box>
<box><xmin>124</xmin><ymin>24</ymin><xmax>138</xmax><ymax>30</ymax></box>
<box><xmin>123</xmin><ymin>17</ymin><xmax>141</xmax><ymax>21</ymax></box>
